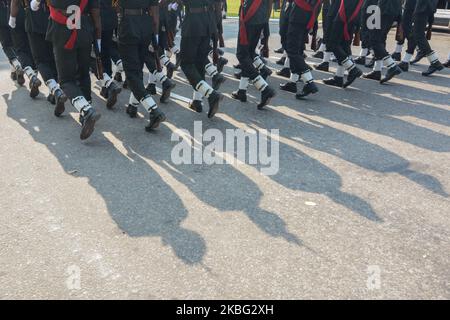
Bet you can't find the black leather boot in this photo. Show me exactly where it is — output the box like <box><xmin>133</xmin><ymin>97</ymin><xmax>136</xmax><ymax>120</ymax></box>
<box><xmin>363</xmin><ymin>70</ymin><xmax>381</xmax><ymax>81</ymax></box>
<box><xmin>296</xmin><ymin>82</ymin><xmax>318</xmax><ymax>99</ymax></box>
<box><xmin>279</xmin><ymin>82</ymin><xmax>297</xmax><ymax>93</ymax></box>
<box><xmin>231</xmin><ymin>89</ymin><xmax>247</xmax><ymax>103</ymax></box>
<box><xmin>257</xmin><ymin>86</ymin><xmax>276</xmax><ymax>110</ymax></box>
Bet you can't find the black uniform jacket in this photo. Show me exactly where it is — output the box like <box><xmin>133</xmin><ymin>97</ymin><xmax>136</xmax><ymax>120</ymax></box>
<box><xmin>117</xmin><ymin>0</ymin><xmax>157</xmax><ymax>45</ymax></box>
<box><xmin>100</xmin><ymin>0</ymin><xmax>117</xmax><ymax>31</ymax></box>
<box><xmin>46</xmin><ymin>0</ymin><xmax>99</xmax><ymax>48</ymax></box>
<box><xmin>181</xmin><ymin>0</ymin><xmax>217</xmax><ymax>37</ymax></box>
<box><xmin>23</xmin><ymin>0</ymin><xmax>50</xmax><ymax>35</ymax></box>
<box><xmin>288</xmin><ymin>0</ymin><xmax>322</xmax><ymax>25</ymax></box>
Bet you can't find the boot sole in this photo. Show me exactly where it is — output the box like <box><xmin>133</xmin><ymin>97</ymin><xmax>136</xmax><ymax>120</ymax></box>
<box><xmin>145</xmin><ymin>114</ymin><xmax>166</xmax><ymax>131</ymax></box>
<box><xmin>380</xmin><ymin>70</ymin><xmax>402</xmax><ymax>84</ymax></box>
<box><xmin>29</xmin><ymin>79</ymin><xmax>42</xmax><ymax>99</ymax></box>
<box><xmin>422</xmin><ymin>66</ymin><xmax>444</xmax><ymax>77</ymax></box>
<box><xmin>231</xmin><ymin>94</ymin><xmax>247</xmax><ymax>103</ymax></box>
<box><xmin>80</xmin><ymin>113</ymin><xmax>101</xmax><ymax>140</ymax></box>
<box><xmin>54</xmin><ymin>95</ymin><xmax>67</xmax><ymax>117</ymax></box>
<box><xmin>17</xmin><ymin>71</ymin><xmax>25</xmax><ymax>86</ymax></box>
<box><xmin>208</xmin><ymin>94</ymin><xmax>223</xmax><ymax>118</ymax></box>
<box><xmin>106</xmin><ymin>87</ymin><xmax>122</xmax><ymax>109</ymax></box>
<box><xmin>160</xmin><ymin>82</ymin><xmax>176</xmax><ymax>103</ymax></box>
<box><xmin>258</xmin><ymin>90</ymin><xmax>276</xmax><ymax>110</ymax></box>
<box><xmin>343</xmin><ymin>71</ymin><xmax>363</xmax><ymax>88</ymax></box>
<box><xmin>212</xmin><ymin>77</ymin><xmax>226</xmax><ymax>90</ymax></box>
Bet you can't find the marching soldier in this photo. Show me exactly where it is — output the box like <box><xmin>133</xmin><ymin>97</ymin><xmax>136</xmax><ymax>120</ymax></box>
<box><xmin>397</xmin><ymin>0</ymin><xmax>417</xmax><ymax>72</ymax></box>
<box><xmin>314</xmin><ymin>0</ymin><xmax>338</xmax><ymax>72</ymax></box>
<box><xmin>323</xmin><ymin>0</ymin><xmax>364</xmax><ymax>88</ymax></box>
<box><xmin>180</xmin><ymin>0</ymin><xmax>223</xmax><ymax>118</ymax></box>
<box><xmin>231</xmin><ymin>0</ymin><xmax>275</xmax><ymax>110</ymax></box>
<box><xmin>11</xmin><ymin>0</ymin><xmax>67</xmax><ymax>116</ymax></box>
<box><xmin>275</xmin><ymin>0</ymin><xmax>292</xmax><ymax>78</ymax></box>
<box><xmin>46</xmin><ymin>0</ymin><xmax>102</xmax><ymax>140</ymax></box>
<box><xmin>0</xmin><ymin>0</ymin><xmax>24</xmax><ymax>85</ymax></box>
<box><xmin>279</xmin><ymin>0</ymin><xmax>322</xmax><ymax>99</ymax></box>
<box><xmin>115</xmin><ymin>0</ymin><xmax>167</xmax><ymax>131</ymax></box>
<box><xmin>398</xmin><ymin>0</ymin><xmax>444</xmax><ymax>76</ymax></box>
<box><xmin>8</xmin><ymin>0</ymin><xmax>40</xmax><ymax>97</ymax></box>
<box><xmin>157</xmin><ymin>0</ymin><xmax>177</xmax><ymax>79</ymax></box>
<box><xmin>361</xmin><ymin>0</ymin><xmax>403</xmax><ymax>83</ymax></box>
<box><xmin>99</xmin><ymin>0</ymin><xmax>122</xmax><ymax>109</ymax></box>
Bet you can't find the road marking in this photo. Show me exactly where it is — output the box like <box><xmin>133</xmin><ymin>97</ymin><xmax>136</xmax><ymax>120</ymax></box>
<box><xmin>156</xmin><ymin>87</ymin><xmax>191</xmax><ymax>104</ymax></box>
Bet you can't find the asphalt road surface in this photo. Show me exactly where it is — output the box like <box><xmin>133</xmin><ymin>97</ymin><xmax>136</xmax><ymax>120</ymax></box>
<box><xmin>1</xmin><ymin>20</ymin><xmax>449</xmax><ymax>299</ymax></box>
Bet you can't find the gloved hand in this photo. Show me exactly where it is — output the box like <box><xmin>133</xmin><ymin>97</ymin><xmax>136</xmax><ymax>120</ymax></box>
<box><xmin>171</xmin><ymin>2</ymin><xmax>179</xmax><ymax>11</ymax></box>
<box><xmin>96</xmin><ymin>39</ymin><xmax>102</xmax><ymax>53</ymax></box>
<box><xmin>8</xmin><ymin>16</ymin><xmax>16</xmax><ymax>29</ymax></box>
<box><xmin>30</xmin><ymin>0</ymin><xmax>41</xmax><ymax>11</ymax></box>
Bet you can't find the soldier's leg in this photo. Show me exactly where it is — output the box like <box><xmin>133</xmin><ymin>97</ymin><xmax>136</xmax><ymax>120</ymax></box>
<box><xmin>146</xmin><ymin>49</ymin><xmax>176</xmax><ymax>104</ymax></box>
<box><xmin>413</xmin><ymin>14</ymin><xmax>443</xmax><ymax>76</ymax></box>
<box><xmin>75</xmin><ymin>45</ymin><xmax>93</xmax><ymax>102</ymax></box>
<box><xmin>53</xmin><ymin>44</ymin><xmax>100</xmax><ymax>140</ymax></box>
<box><xmin>204</xmin><ymin>56</ymin><xmax>226</xmax><ymax>90</ymax></box>
<box><xmin>111</xmin><ymin>38</ymin><xmax>125</xmax><ymax>83</ymax></box>
<box><xmin>181</xmin><ymin>35</ymin><xmax>222</xmax><ymax>118</ymax></box>
<box><xmin>0</xmin><ymin>26</ymin><xmax>23</xmax><ymax>84</ymax></box>
<box><xmin>120</xmin><ymin>42</ymin><xmax>166</xmax><ymax>130</ymax></box>
<box><xmin>234</xmin><ymin>24</ymin><xmax>275</xmax><ymax>109</ymax></box>
<box><xmin>326</xmin><ymin>22</ymin><xmax>362</xmax><ymax>88</ymax></box>
<box><xmin>158</xmin><ymin>30</ymin><xmax>176</xmax><ymax>78</ymax></box>
<box><xmin>366</xmin><ymin>15</ymin><xmax>401</xmax><ymax>83</ymax></box>
<box><xmin>119</xmin><ymin>43</ymin><xmax>146</xmax><ymax>100</ymax></box>
<box><xmin>284</xmin><ymin>22</ymin><xmax>317</xmax><ymax>98</ymax></box>
<box><xmin>27</xmin><ymin>32</ymin><xmax>57</xmax><ymax>82</ymax></box>
<box><xmin>99</xmin><ymin>29</ymin><xmax>121</xmax><ymax>109</ymax></box>
<box><xmin>11</xmin><ymin>27</ymin><xmax>36</xmax><ymax>76</ymax></box>
<box><xmin>27</xmin><ymin>32</ymin><xmax>67</xmax><ymax>111</ymax></box>
<box><xmin>11</xmin><ymin>27</ymin><xmax>40</xmax><ymax>96</ymax></box>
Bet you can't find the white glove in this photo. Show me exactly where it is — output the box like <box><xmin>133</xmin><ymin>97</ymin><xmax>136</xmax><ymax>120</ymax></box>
<box><xmin>8</xmin><ymin>16</ymin><xmax>16</xmax><ymax>29</ymax></box>
<box><xmin>171</xmin><ymin>3</ymin><xmax>179</xmax><ymax>11</ymax></box>
<box><xmin>30</xmin><ymin>0</ymin><xmax>41</xmax><ymax>11</ymax></box>
<box><xmin>96</xmin><ymin>39</ymin><xmax>102</xmax><ymax>53</ymax></box>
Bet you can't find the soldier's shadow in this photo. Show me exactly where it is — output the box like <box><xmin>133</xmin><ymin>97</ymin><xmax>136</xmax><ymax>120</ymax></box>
<box><xmin>146</xmin><ymin>99</ymin><xmax>382</xmax><ymax>224</ymax></box>
<box><xmin>109</xmin><ymin>102</ymin><xmax>303</xmax><ymax>247</ymax></box>
<box><xmin>3</xmin><ymin>90</ymin><xmax>206</xmax><ymax>265</ymax></box>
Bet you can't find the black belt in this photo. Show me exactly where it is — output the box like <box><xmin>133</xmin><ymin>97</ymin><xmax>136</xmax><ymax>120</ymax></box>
<box><xmin>121</xmin><ymin>8</ymin><xmax>150</xmax><ymax>16</ymax></box>
<box><xmin>189</xmin><ymin>6</ymin><xmax>209</xmax><ymax>13</ymax></box>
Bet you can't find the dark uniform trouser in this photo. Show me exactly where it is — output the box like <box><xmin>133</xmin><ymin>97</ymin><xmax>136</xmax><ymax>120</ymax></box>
<box><xmin>110</xmin><ymin>37</ymin><xmax>121</xmax><ymax>65</ymax></box>
<box><xmin>119</xmin><ymin>40</ymin><xmax>152</xmax><ymax>100</ymax></box>
<box><xmin>0</xmin><ymin>26</ymin><xmax>16</xmax><ymax>61</ymax></box>
<box><xmin>101</xmin><ymin>29</ymin><xmax>114</xmax><ymax>76</ymax></box>
<box><xmin>327</xmin><ymin>20</ymin><xmax>357</xmax><ymax>64</ymax></box>
<box><xmin>403</xmin><ymin>13</ymin><xmax>415</xmax><ymax>53</ymax></box>
<box><xmin>180</xmin><ymin>35</ymin><xmax>210</xmax><ymax>87</ymax></box>
<box><xmin>11</xmin><ymin>27</ymin><xmax>35</xmax><ymax>68</ymax></box>
<box><xmin>236</xmin><ymin>23</ymin><xmax>264</xmax><ymax>80</ymax></box>
<box><xmin>322</xmin><ymin>4</ymin><xmax>330</xmax><ymax>44</ymax></box>
<box><xmin>27</xmin><ymin>32</ymin><xmax>58</xmax><ymax>82</ymax></box>
<box><xmin>279</xmin><ymin>17</ymin><xmax>288</xmax><ymax>49</ymax></box>
<box><xmin>286</xmin><ymin>22</ymin><xmax>310</xmax><ymax>75</ymax></box>
<box><xmin>411</xmin><ymin>14</ymin><xmax>433</xmax><ymax>56</ymax></box>
<box><xmin>53</xmin><ymin>44</ymin><xmax>92</xmax><ymax>101</ymax></box>
<box><xmin>144</xmin><ymin>50</ymin><xmax>157</xmax><ymax>74</ymax></box>
<box><xmin>368</xmin><ymin>14</ymin><xmax>396</xmax><ymax>60</ymax></box>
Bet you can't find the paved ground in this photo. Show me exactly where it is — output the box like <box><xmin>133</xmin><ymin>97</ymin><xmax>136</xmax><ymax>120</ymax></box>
<box><xmin>1</xmin><ymin>20</ymin><xmax>449</xmax><ymax>299</ymax></box>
